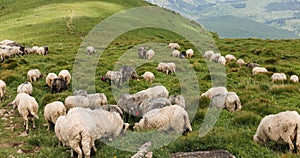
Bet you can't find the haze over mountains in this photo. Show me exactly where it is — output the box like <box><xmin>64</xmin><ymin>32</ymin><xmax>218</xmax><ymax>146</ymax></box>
<box><xmin>145</xmin><ymin>0</ymin><xmax>300</xmax><ymax>39</ymax></box>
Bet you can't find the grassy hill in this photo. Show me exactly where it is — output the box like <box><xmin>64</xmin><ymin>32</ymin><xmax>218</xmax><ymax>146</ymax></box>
<box><xmin>0</xmin><ymin>0</ymin><xmax>300</xmax><ymax>158</ymax></box>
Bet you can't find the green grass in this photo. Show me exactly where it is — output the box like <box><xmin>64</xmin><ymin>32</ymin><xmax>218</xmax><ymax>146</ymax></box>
<box><xmin>0</xmin><ymin>0</ymin><xmax>300</xmax><ymax>158</ymax></box>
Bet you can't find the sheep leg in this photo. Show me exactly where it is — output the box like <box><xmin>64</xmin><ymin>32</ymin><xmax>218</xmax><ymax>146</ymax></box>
<box><xmin>69</xmin><ymin>140</ymin><xmax>82</xmax><ymax>158</ymax></box>
<box><xmin>282</xmin><ymin>135</ymin><xmax>294</xmax><ymax>152</ymax></box>
<box><xmin>24</xmin><ymin>118</ymin><xmax>29</xmax><ymax>133</ymax></box>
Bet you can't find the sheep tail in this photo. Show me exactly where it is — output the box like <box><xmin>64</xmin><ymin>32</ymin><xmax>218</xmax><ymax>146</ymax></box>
<box><xmin>184</xmin><ymin>114</ymin><xmax>192</xmax><ymax>132</ymax></box>
<box><xmin>29</xmin><ymin>108</ymin><xmax>39</xmax><ymax>119</ymax></box>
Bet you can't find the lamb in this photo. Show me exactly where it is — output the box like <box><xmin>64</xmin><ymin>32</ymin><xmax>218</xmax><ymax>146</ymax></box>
<box><xmin>11</xmin><ymin>93</ymin><xmax>39</xmax><ymax>132</ymax></box>
<box><xmin>32</xmin><ymin>46</ymin><xmax>39</xmax><ymax>53</ymax></box>
<box><xmin>237</xmin><ymin>59</ymin><xmax>246</xmax><ymax>67</ymax></box>
<box><xmin>290</xmin><ymin>75</ymin><xmax>299</xmax><ymax>83</ymax></box>
<box><xmin>210</xmin><ymin>92</ymin><xmax>242</xmax><ymax>112</ymax></box>
<box><xmin>225</xmin><ymin>54</ymin><xmax>237</xmax><ymax>61</ymax></box>
<box><xmin>133</xmin><ymin>105</ymin><xmax>192</xmax><ymax>135</ymax></box>
<box><xmin>186</xmin><ymin>49</ymin><xmax>194</xmax><ymax>58</ymax></box>
<box><xmin>51</xmin><ymin>78</ymin><xmax>68</xmax><ymax>93</ymax></box>
<box><xmin>86</xmin><ymin>46</ymin><xmax>96</xmax><ymax>55</ymax></box>
<box><xmin>120</xmin><ymin>66</ymin><xmax>139</xmax><ymax>82</ymax></box>
<box><xmin>210</xmin><ymin>53</ymin><xmax>221</xmax><ymax>63</ymax></box>
<box><xmin>27</xmin><ymin>69</ymin><xmax>43</xmax><ymax>82</ymax></box>
<box><xmin>218</xmin><ymin>56</ymin><xmax>226</xmax><ymax>66</ymax></box>
<box><xmin>141</xmin><ymin>71</ymin><xmax>155</xmax><ymax>82</ymax></box>
<box><xmin>169</xmin><ymin>94</ymin><xmax>185</xmax><ymax>108</ymax></box>
<box><xmin>58</xmin><ymin>69</ymin><xmax>71</xmax><ymax>86</ymax></box>
<box><xmin>36</xmin><ymin>46</ymin><xmax>48</xmax><ymax>55</ymax></box>
<box><xmin>138</xmin><ymin>47</ymin><xmax>147</xmax><ymax>59</ymax></box>
<box><xmin>246</xmin><ymin>62</ymin><xmax>260</xmax><ymax>68</ymax></box>
<box><xmin>17</xmin><ymin>82</ymin><xmax>33</xmax><ymax>95</ymax></box>
<box><xmin>271</xmin><ymin>73</ymin><xmax>287</xmax><ymax>83</ymax></box>
<box><xmin>167</xmin><ymin>62</ymin><xmax>176</xmax><ymax>74</ymax></box>
<box><xmin>46</xmin><ymin>73</ymin><xmax>58</xmax><ymax>87</ymax></box>
<box><xmin>203</xmin><ymin>50</ymin><xmax>214</xmax><ymax>59</ymax></box>
<box><xmin>44</xmin><ymin>101</ymin><xmax>66</xmax><ymax>131</ymax></box>
<box><xmin>168</xmin><ymin>43</ymin><xmax>180</xmax><ymax>50</ymax></box>
<box><xmin>146</xmin><ymin>49</ymin><xmax>155</xmax><ymax>59</ymax></box>
<box><xmin>253</xmin><ymin>111</ymin><xmax>300</xmax><ymax>152</ymax></box>
<box><xmin>156</xmin><ymin>62</ymin><xmax>170</xmax><ymax>74</ymax></box>
<box><xmin>172</xmin><ymin>50</ymin><xmax>180</xmax><ymax>58</ymax></box>
<box><xmin>0</xmin><ymin>79</ymin><xmax>6</xmax><ymax>100</ymax></box>
<box><xmin>252</xmin><ymin>67</ymin><xmax>268</xmax><ymax>75</ymax></box>
<box><xmin>64</xmin><ymin>95</ymin><xmax>89</xmax><ymax>111</ymax></box>
<box><xmin>201</xmin><ymin>86</ymin><xmax>228</xmax><ymax>99</ymax></box>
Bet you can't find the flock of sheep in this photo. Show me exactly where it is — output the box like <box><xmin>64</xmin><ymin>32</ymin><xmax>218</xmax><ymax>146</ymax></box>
<box><xmin>0</xmin><ymin>39</ymin><xmax>300</xmax><ymax>157</ymax></box>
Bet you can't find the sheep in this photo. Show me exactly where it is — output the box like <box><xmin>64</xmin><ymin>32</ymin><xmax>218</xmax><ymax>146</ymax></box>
<box><xmin>167</xmin><ymin>62</ymin><xmax>176</xmax><ymax>74</ymax></box>
<box><xmin>138</xmin><ymin>47</ymin><xmax>147</xmax><ymax>59</ymax></box>
<box><xmin>0</xmin><ymin>39</ymin><xmax>18</xmax><ymax>46</ymax></box>
<box><xmin>179</xmin><ymin>51</ymin><xmax>187</xmax><ymax>59</ymax></box>
<box><xmin>36</xmin><ymin>46</ymin><xmax>48</xmax><ymax>55</ymax></box>
<box><xmin>169</xmin><ymin>94</ymin><xmax>185</xmax><ymax>108</ymax></box>
<box><xmin>186</xmin><ymin>49</ymin><xmax>194</xmax><ymax>58</ymax></box>
<box><xmin>51</xmin><ymin>78</ymin><xmax>68</xmax><ymax>93</ymax></box>
<box><xmin>109</xmin><ymin>71</ymin><xmax>122</xmax><ymax>86</ymax></box>
<box><xmin>137</xmin><ymin>98</ymin><xmax>172</xmax><ymax>117</ymax></box>
<box><xmin>87</xmin><ymin>93</ymin><xmax>108</xmax><ymax>108</ymax></box>
<box><xmin>55</xmin><ymin>115</ymin><xmax>67</xmax><ymax>146</ymax></box>
<box><xmin>144</xmin><ymin>85</ymin><xmax>169</xmax><ymax>99</ymax></box>
<box><xmin>120</xmin><ymin>66</ymin><xmax>139</xmax><ymax>83</ymax></box>
<box><xmin>203</xmin><ymin>50</ymin><xmax>214</xmax><ymax>59</ymax></box>
<box><xmin>0</xmin><ymin>79</ymin><xmax>6</xmax><ymax>101</ymax></box>
<box><xmin>253</xmin><ymin>111</ymin><xmax>300</xmax><ymax>152</ymax></box>
<box><xmin>210</xmin><ymin>92</ymin><xmax>242</xmax><ymax>112</ymax></box>
<box><xmin>201</xmin><ymin>86</ymin><xmax>228</xmax><ymax>99</ymax></box>
<box><xmin>64</xmin><ymin>95</ymin><xmax>89</xmax><ymax>111</ymax></box>
<box><xmin>11</xmin><ymin>93</ymin><xmax>39</xmax><ymax>133</ymax></box>
<box><xmin>46</xmin><ymin>73</ymin><xmax>58</xmax><ymax>87</ymax></box>
<box><xmin>168</xmin><ymin>43</ymin><xmax>180</xmax><ymax>50</ymax></box>
<box><xmin>146</xmin><ymin>49</ymin><xmax>155</xmax><ymax>59</ymax></box>
<box><xmin>17</xmin><ymin>82</ymin><xmax>33</xmax><ymax>95</ymax></box>
<box><xmin>27</xmin><ymin>69</ymin><xmax>43</xmax><ymax>82</ymax></box>
<box><xmin>156</xmin><ymin>62</ymin><xmax>170</xmax><ymax>74</ymax></box>
<box><xmin>225</xmin><ymin>54</ymin><xmax>237</xmax><ymax>61</ymax></box>
<box><xmin>44</xmin><ymin>101</ymin><xmax>66</xmax><ymax>131</ymax></box>
<box><xmin>210</xmin><ymin>53</ymin><xmax>221</xmax><ymax>63</ymax></box>
<box><xmin>58</xmin><ymin>70</ymin><xmax>71</xmax><ymax>86</ymax></box>
<box><xmin>141</xmin><ymin>71</ymin><xmax>155</xmax><ymax>82</ymax></box>
<box><xmin>218</xmin><ymin>56</ymin><xmax>226</xmax><ymax>66</ymax></box>
<box><xmin>133</xmin><ymin>105</ymin><xmax>192</xmax><ymax>135</ymax></box>
<box><xmin>290</xmin><ymin>75</ymin><xmax>299</xmax><ymax>83</ymax></box>
<box><xmin>252</xmin><ymin>67</ymin><xmax>268</xmax><ymax>75</ymax></box>
<box><xmin>246</xmin><ymin>62</ymin><xmax>260</xmax><ymax>68</ymax></box>
<box><xmin>32</xmin><ymin>46</ymin><xmax>39</xmax><ymax>53</ymax></box>
<box><xmin>237</xmin><ymin>59</ymin><xmax>246</xmax><ymax>67</ymax></box>
<box><xmin>73</xmin><ymin>89</ymin><xmax>88</xmax><ymax>97</ymax></box>
<box><xmin>24</xmin><ymin>47</ymin><xmax>35</xmax><ymax>54</ymax></box>
<box><xmin>271</xmin><ymin>73</ymin><xmax>287</xmax><ymax>83</ymax></box>
<box><xmin>86</xmin><ymin>46</ymin><xmax>96</xmax><ymax>55</ymax></box>
<box><xmin>172</xmin><ymin>50</ymin><xmax>180</xmax><ymax>58</ymax></box>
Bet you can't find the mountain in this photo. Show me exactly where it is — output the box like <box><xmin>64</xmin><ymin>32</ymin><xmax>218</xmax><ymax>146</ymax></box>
<box><xmin>146</xmin><ymin>0</ymin><xmax>300</xmax><ymax>39</ymax></box>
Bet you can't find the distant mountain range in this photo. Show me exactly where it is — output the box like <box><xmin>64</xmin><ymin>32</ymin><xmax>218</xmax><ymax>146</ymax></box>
<box><xmin>145</xmin><ymin>0</ymin><xmax>300</xmax><ymax>39</ymax></box>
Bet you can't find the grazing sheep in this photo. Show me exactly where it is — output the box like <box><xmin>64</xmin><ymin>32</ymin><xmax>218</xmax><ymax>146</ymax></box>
<box><xmin>253</xmin><ymin>111</ymin><xmax>300</xmax><ymax>152</ymax></box>
<box><xmin>64</xmin><ymin>95</ymin><xmax>90</xmax><ymax>111</ymax></box>
<box><xmin>73</xmin><ymin>89</ymin><xmax>88</xmax><ymax>97</ymax></box>
<box><xmin>46</xmin><ymin>73</ymin><xmax>58</xmax><ymax>87</ymax></box>
<box><xmin>186</xmin><ymin>49</ymin><xmax>194</xmax><ymax>58</ymax></box>
<box><xmin>146</xmin><ymin>49</ymin><xmax>155</xmax><ymax>59</ymax></box>
<box><xmin>58</xmin><ymin>70</ymin><xmax>71</xmax><ymax>86</ymax></box>
<box><xmin>237</xmin><ymin>59</ymin><xmax>246</xmax><ymax>67</ymax></box>
<box><xmin>137</xmin><ymin>98</ymin><xmax>172</xmax><ymax>117</ymax></box>
<box><xmin>172</xmin><ymin>50</ymin><xmax>180</xmax><ymax>58</ymax></box>
<box><xmin>55</xmin><ymin>115</ymin><xmax>67</xmax><ymax>146</ymax></box>
<box><xmin>51</xmin><ymin>78</ymin><xmax>68</xmax><ymax>93</ymax></box>
<box><xmin>44</xmin><ymin>101</ymin><xmax>66</xmax><ymax>131</ymax></box>
<box><xmin>203</xmin><ymin>50</ymin><xmax>214</xmax><ymax>59</ymax></box>
<box><xmin>86</xmin><ymin>46</ymin><xmax>96</xmax><ymax>55</ymax></box>
<box><xmin>225</xmin><ymin>54</ymin><xmax>237</xmax><ymax>61</ymax></box>
<box><xmin>167</xmin><ymin>62</ymin><xmax>176</xmax><ymax>74</ymax></box>
<box><xmin>210</xmin><ymin>92</ymin><xmax>242</xmax><ymax>112</ymax></box>
<box><xmin>144</xmin><ymin>85</ymin><xmax>169</xmax><ymax>99</ymax></box>
<box><xmin>24</xmin><ymin>47</ymin><xmax>35</xmax><ymax>54</ymax></box>
<box><xmin>156</xmin><ymin>62</ymin><xmax>170</xmax><ymax>74</ymax></box>
<box><xmin>246</xmin><ymin>63</ymin><xmax>260</xmax><ymax>68</ymax></box>
<box><xmin>32</xmin><ymin>46</ymin><xmax>39</xmax><ymax>53</ymax></box>
<box><xmin>0</xmin><ymin>79</ymin><xmax>6</xmax><ymax>100</ymax></box>
<box><xmin>179</xmin><ymin>51</ymin><xmax>187</xmax><ymax>59</ymax></box>
<box><xmin>120</xmin><ymin>66</ymin><xmax>139</xmax><ymax>83</ymax></box>
<box><xmin>168</xmin><ymin>43</ymin><xmax>180</xmax><ymax>50</ymax></box>
<box><xmin>252</xmin><ymin>67</ymin><xmax>268</xmax><ymax>75</ymax></box>
<box><xmin>218</xmin><ymin>56</ymin><xmax>226</xmax><ymax>66</ymax></box>
<box><xmin>27</xmin><ymin>69</ymin><xmax>43</xmax><ymax>82</ymax></box>
<box><xmin>210</xmin><ymin>53</ymin><xmax>221</xmax><ymax>63</ymax></box>
<box><xmin>141</xmin><ymin>71</ymin><xmax>155</xmax><ymax>82</ymax></box>
<box><xmin>110</xmin><ymin>71</ymin><xmax>122</xmax><ymax>86</ymax></box>
<box><xmin>271</xmin><ymin>73</ymin><xmax>287</xmax><ymax>83</ymax></box>
<box><xmin>201</xmin><ymin>86</ymin><xmax>228</xmax><ymax>99</ymax></box>
<box><xmin>133</xmin><ymin>105</ymin><xmax>192</xmax><ymax>135</ymax></box>
<box><xmin>11</xmin><ymin>93</ymin><xmax>39</xmax><ymax>132</ymax></box>
<box><xmin>138</xmin><ymin>47</ymin><xmax>147</xmax><ymax>59</ymax></box>
<box><xmin>17</xmin><ymin>82</ymin><xmax>33</xmax><ymax>95</ymax></box>
<box><xmin>169</xmin><ymin>94</ymin><xmax>185</xmax><ymax>108</ymax></box>
<box><xmin>0</xmin><ymin>39</ymin><xmax>19</xmax><ymax>46</ymax></box>
<box><xmin>290</xmin><ymin>75</ymin><xmax>299</xmax><ymax>83</ymax></box>
<box><xmin>87</xmin><ymin>93</ymin><xmax>108</xmax><ymax>108</ymax></box>
<box><xmin>36</xmin><ymin>46</ymin><xmax>48</xmax><ymax>55</ymax></box>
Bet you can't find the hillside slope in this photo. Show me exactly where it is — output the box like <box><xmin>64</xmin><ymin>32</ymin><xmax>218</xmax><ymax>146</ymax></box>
<box><xmin>0</xmin><ymin>0</ymin><xmax>300</xmax><ymax>158</ymax></box>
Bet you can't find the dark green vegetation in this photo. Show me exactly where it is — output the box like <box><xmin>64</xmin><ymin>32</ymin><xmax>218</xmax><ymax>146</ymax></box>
<box><xmin>0</xmin><ymin>0</ymin><xmax>300</xmax><ymax>157</ymax></box>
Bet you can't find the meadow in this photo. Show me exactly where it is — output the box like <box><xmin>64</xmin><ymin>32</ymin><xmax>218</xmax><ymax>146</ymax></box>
<box><xmin>0</xmin><ymin>0</ymin><xmax>300</xmax><ymax>157</ymax></box>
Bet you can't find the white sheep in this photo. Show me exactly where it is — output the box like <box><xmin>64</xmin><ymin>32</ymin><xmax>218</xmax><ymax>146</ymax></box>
<box><xmin>27</xmin><ymin>69</ymin><xmax>43</xmax><ymax>82</ymax></box>
<box><xmin>218</xmin><ymin>56</ymin><xmax>226</xmax><ymax>66</ymax></box>
<box><xmin>210</xmin><ymin>92</ymin><xmax>242</xmax><ymax>112</ymax></box>
<box><xmin>210</xmin><ymin>53</ymin><xmax>221</xmax><ymax>63</ymax></box>
<box><xmin>137</xmin><ymin>98</ymin><xmax>172</xmax><ymax>117</ymax></box>
<box><xmin>32</xmin><ymin>46</ymin><xmax>39</xmax><ymax>53</ymax></box>
<box><xmin>252</xmin><ymin>67</ymin><xmax>268</xmax><ymax>75</ymax></box>
<box><xmin>146</xmin><ymin>49</ymin><xmax>155</xmax><ymax>59</ymax></box>
<box><xmin>141</xmin><ymin>71</ymin><xmax>155</xmax><ymax>82</ymax></box>
<box><xmin>58</xmin><ymin>70</ymin><xmax>71</xmax><ymax>86</ymax></box>
<box><xmin>203</xmin><ymin>50</ymin><xmax>214</xmax><ymax>59</ymax></box>
<box><xmin>11</xmin><ymin>93</ymin><xmax>39</xmax><ymax>132</ymax></box>
<box><xmin>87</xmin><ymin>93</ymin><xmax>108</xmax><ymax>108</ymax></box>
<box><xmin>44</xmin><ymin>101</ymin><xmax>66</xmax><ymax>131</ymax></box>
<box><xmin>290</xmin><ymin>75</ymin><xmax>299</xmax><ymax>83</ymax></box>
<box><xmin>64</xmin><ymin>95</ymin><xmax>90</xmax><ymax>111</ymax></box>
<box><xmin>17</xmin><ymin>82</ymin><xmax>33</xmax><ymax>95</ymax></box>
<box><xmin>237</xmin><ymin>59</ymin><xmax>245</xmax><ymax>67</ymax></box>
<box><xmin>54</xmin><ymin>115</ymin><xmax>67</xmax><ymax>146</ymax></box>
<box><xmin>167</xmin><ymin>62</ymin><xmax>176</xmax><ymax>74</ymax></box>
<box><xmin>133</xmin><ymin>105</ymin><xmax>192</xmax><ymax>134</ymax></box>
<box><xmin>201</xmin><ymin>86</ymin><xmax>228</xmax><ymax>99</ymax></box>
<box><xmin>253</xmin><ymin>111</ymin><xmax>300</xmax><ymax>152</ymax></box>
<box><xmin>46</xmin><ymin>73</ymin><xmax>58</xmax><ymax>87</ymax></box>
<box><xmin>36</xmin><ymin>46</ymin><xmax>48</xmax><ymax>55</ymax></box>
<box><xmin>186</xmin><ymin>49</ymin><xmax>194</xmax><ymax>58</ymax></box>
<box><xmin>168</xmin><ymin>43</ymin><xmax>180</xmax><ymax>49</ymax></box>
<box><xmin>0</xmin><ymin>79</ymin><xmax>6</xmax><ymax>100</ymax></box>
<box><xmin>156</xmin><ymin>62</ymin><xmax>170</xmax><ymax>74</ymax></box>
<box><xmin>172</xmin><ymin>50</ymin><xmax>180</xmax><ymax>58</ymax></box>
<box><xmin>86</xmin><ymin>46</ymin><xmax>96</xmax><ymax>55</ymax></box>
<box><xmin>225</xmin><ymin>54</ymin><xmax>237</xmax><ymax>61</ymax></box>
<box><xmin>169</xmin><ymin>94</ymin><xmax>185</xmax><ymax>109</ymax></box>
<box><xmin>271</xmin><ymin>73</ymin><xmax>287</xmax><ymax>83</ymax></box>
